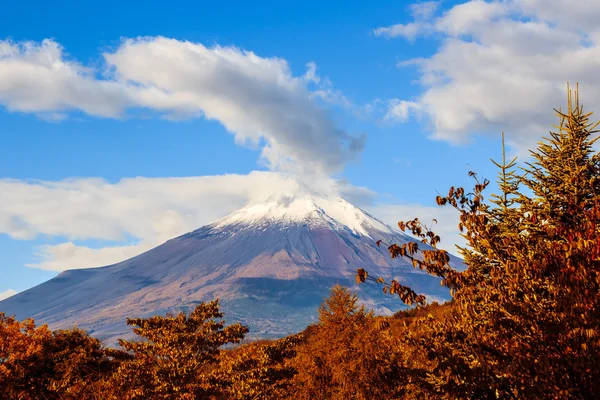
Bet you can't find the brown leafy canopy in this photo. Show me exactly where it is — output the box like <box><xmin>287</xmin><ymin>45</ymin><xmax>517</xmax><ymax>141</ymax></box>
<box><xmin>357</xmin><ymin>84</ymin><xmax>600</xmax><ymax>399</ymax></box>
<box><xmin>0</xmin><ymin>301</ymin><xmax>251</xmax><ymax>400</ymax></box>
<box><xmin>109</xmin><ymin>299</ymin><xmax>248</xmax><ymax>400</ymax></box>
<box><xmin>0</xmin><ymin>313</ymin><xmax>125</xmax><ymax>400</ymax></box>
<box><xmin>290</xmin><ymin>285</ymin><xmax>402</xmax><ymax>399</ymax></box>
<box><xmin>210</xmin><ymin>334</ymin><xmax>302</xmax><ymax>399</ymax></box>
<box><xmin>1</xmin><ymin>288</ymin><xmax>409</xmax><ymax>399</ymax></box>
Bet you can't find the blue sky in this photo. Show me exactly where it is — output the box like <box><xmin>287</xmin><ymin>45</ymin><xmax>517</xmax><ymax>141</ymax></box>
<box><xmin>2</xmin><ymin>0</ymin><xmax>599</xmax><ymax>299</ymax></box>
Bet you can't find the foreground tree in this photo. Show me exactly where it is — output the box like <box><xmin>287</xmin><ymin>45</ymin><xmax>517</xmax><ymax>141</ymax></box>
<box><xmin>108</xmin><ymin>300</ymin><xmax>248</xmax><ymax>399</ymax></box>
<box><xmin>290</xmin><ymin>285</ymin><xmax>404</xmax><ymax>399</ymax></box>
<box><xmin>358</xmin><ymin>85</ymin><xmax>600</xmax><ymax>399</ymax></box>
<box><xmin>0</xmin><ymin>313</ymin><xmax>123</xmax><ymax>399</ymax></box>
<box><xmin>211</xmin><ymin>334</ymin><xmax>302</xmax><ymax>399</ymax></box>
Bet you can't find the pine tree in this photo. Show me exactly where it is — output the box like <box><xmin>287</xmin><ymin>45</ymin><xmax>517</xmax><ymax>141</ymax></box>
<box><xmin>358</xmin><ymin>85</ymin><xmax>600</xmax><ymax>399</ymax></box>
<box><xmin>291</xmin><ymin>285</ymin><xmax>403</xmax><ymax>399</ymax></box>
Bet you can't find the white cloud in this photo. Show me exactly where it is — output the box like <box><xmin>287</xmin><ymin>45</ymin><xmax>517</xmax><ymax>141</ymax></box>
<box><xmin>0</xmin><ymin>289</ymin><xmax>17</xmax><ymax>301</ymax></box>
<box><xmin>435</xmin><ymin>0</ymin><xmax>507</xmax><ymax>36</ymax></box>
<box><xmin>377</xmin><ymin>0</ymin><xmax>600</xmax><ymax>151</ymax></box>
<box><xmin>409</xmin><ymin>1</ymin><xmax>440</xmax><ymax>20</ymax></box>
<box><xmin>515</xmin><ymin>0</ymin><xmax>600</xmax><ymax>34</ymax></box>
<box><xmin>303</xmin><ymin>61</ymin><xmax>320</xmax><ymax>84</ymax></box>
<box><xmin>0</xmin><ymin>37</ymin><xmax>364</xmax><ymax>175</ymax></box>
<box><xmin>0</xmin><ymin>170</ymin><xmax>467</xmax><ymax>271</ymax></box>
<box><xmin>365</xmin><ymin>202</ymin><xmax>465</xmax><ymax>255</ymax></box>
<box><xmin>374</xmin><ymin>23</ymin><xmax>424</xmax><ymax>41</ymax></box>
<box><xmin>29</xmin><ymin>242</ymin><xmax>153</xmax><ymax>272</ymax></box>
<box><xmin>0</xmin><ymin>39</ymin><xmax>129</xmax><ymax>117</ymax></box>
<box><xmin>374</xmin><ymin>1</ymin><xmax>440</xmax><ymax>41</ymax></box>
<box><xmin>384</xmin><ymin>99</ymin><xmax>421</xmax><ymax>122</ymax></box>
<box><xmin>0</xmin><ymin>172</ymin><xmax>377</xmax><ymax>271</ymax></box>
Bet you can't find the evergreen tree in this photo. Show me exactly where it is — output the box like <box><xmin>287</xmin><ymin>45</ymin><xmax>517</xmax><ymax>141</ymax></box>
<box><xmin>358</xmin><ymin>85</ymin><xmax>600</xmax><ymax>399</ymax></box>
<box><xmin>291</xmin><ymin>285</ymin><xmax>402</xmax><ymax>399</ymax></box>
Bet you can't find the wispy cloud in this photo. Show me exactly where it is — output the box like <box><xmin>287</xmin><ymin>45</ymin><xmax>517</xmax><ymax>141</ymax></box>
<box><xmin>0</xmin><ymin>289</ymin><xmax>17</xmax><ymax>301</ymax></box>
<box><xmin>0</xmin><ymin>37</ymin><xmax>365</xmax><ymax>175</ymax></box>
<box><xmin>373</xmin><ymin>1</ymin><xmax>440</xmax><ymax>41</ymax></box>
<box><xmin>0</xmin><ymin>171</ymin><xmax>464</xmax><ymax>271</ymax></box>
<box><xmin>0</xmin><ymin>173</ymin><xmax>377</xmax><ymax>271</ymax></box>
<box><xmin>376</xmin><ymin>0</ymin><xmax>600</xmax><ymax>151</ymax></box>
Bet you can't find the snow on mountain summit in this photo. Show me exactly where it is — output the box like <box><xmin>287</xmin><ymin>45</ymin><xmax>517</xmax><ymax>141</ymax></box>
<box><xmin>211</xmin><ymin>194</ymin><xmax>394</xmax><ymax>238</ymax></box>
<box><xmin>0</xmin><ymin>194</ymin><xmax>458</xmax><ymax>345</ymax></box>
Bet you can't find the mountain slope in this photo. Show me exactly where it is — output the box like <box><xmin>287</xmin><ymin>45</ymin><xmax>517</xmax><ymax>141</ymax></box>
<box><xmin>0</xmin><ymin>195</ymin><xmax>460</xmax><ymax>344</ymax></box>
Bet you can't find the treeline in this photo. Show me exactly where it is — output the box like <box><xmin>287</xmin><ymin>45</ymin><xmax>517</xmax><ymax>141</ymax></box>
<box><xmin>2</xmin><ymin>87</ymin><xmax>599</xmax><ymax>399</ymax></box>
<box><xmin>3</xmin><ymin>288</ymin><xmax>447</xmax><ymax>400</ymax></box>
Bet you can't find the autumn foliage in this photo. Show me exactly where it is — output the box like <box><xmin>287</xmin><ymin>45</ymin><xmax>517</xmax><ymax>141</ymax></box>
<box><xmin>1</xmin><ymin>87</ymin><xmax>598</xmax><ymax>399</ymax></box>
<box><xmin>0</xmin><ymin>313</ymin><xmax>124</xmax><ymax>399</ymax></box>
<box><xmin>106</xmin><ymin>300</ymin><xmax>248</xmax><ymax>399</ymax></box>
<box><xmin>358</xmin><ymin>85</ymin><xmax>600</xmax><ymax>399</ymax></box>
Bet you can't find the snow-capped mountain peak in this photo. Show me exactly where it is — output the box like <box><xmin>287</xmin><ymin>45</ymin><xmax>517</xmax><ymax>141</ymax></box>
<box><xmin>0</xmin><ymin>194</ymin><xmax>457</xmax><ymax>345</ymax></box>
<box><xmin>211</xmin><ymin>194</ymin><xmax>394</xmax><ymax>237</ymax></box>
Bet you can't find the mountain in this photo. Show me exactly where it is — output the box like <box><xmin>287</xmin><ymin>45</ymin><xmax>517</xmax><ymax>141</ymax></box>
<box><xmin>0</xmin><ymin>194</ymin><xmax>460</xmax><ymax>344</ymax></box>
